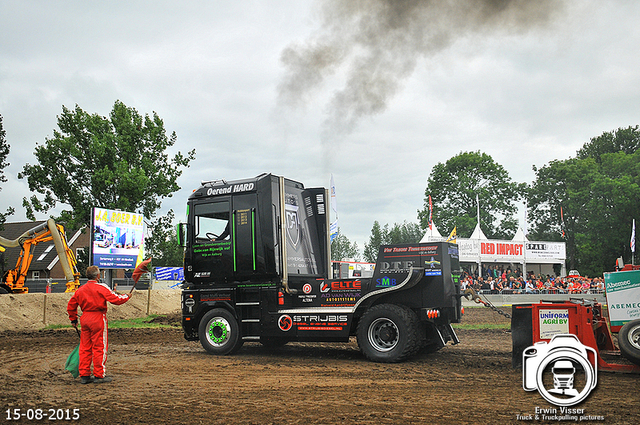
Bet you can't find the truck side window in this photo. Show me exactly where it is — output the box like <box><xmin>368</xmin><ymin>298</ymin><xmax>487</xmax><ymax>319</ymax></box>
<box><xmin>194</xmin><ymin>201</ymin><xmax>230</xmax><ymax>242</ymax></box>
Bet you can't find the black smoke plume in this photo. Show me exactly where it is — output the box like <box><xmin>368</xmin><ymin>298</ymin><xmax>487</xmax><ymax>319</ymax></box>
<box><xmin>278</xmin><ymin>0</ymin><xmax>563</xmax><ymax>136</ymax></box>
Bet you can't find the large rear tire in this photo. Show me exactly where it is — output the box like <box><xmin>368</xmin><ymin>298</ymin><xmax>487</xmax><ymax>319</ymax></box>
<box><xmin>357</xmin><ymin>304</ymin><xmax>420</xmax><ymax>363</ymax></box>
<box><xmin>198</xmin><ymin>309</ymin><xmax>243</xmax><ymax>355</ymax></box>
<box><xmin>618</xmin><ymin>319</ymin><xmax>640</xmax><ymax>366</ymax></box>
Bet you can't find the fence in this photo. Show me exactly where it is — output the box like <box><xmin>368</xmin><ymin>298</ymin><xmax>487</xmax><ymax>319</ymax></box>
<box><xmin>475</xmin><ymin>288</ymin><xmax>605</xmax><ymax>295</ymax></box>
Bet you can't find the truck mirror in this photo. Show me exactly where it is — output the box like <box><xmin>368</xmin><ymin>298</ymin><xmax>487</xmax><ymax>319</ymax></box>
<box><xmin>177</xmin><ymin>223</ymin><xmax>187</xmax><ymax>247</ymax></box>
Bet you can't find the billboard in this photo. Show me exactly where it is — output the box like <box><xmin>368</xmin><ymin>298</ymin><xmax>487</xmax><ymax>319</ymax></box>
<box><xmin>92</xmin><ymin>207</ymin><xmax>145</xmax><ymax>269</ymax></box>
<box><xmin>603</xmin><ymin>269</ymin><xmax>640</xmax><ymax>331</ymax></box>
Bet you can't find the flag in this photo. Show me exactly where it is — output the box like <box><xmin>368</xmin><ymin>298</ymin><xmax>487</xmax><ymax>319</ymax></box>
<box><xmin>64</xmin><ymin>344</ymin><xmax>80</xmax><ymax>378</ymax></box>
<box><xmin>330</xmin><ymin>220</ymin><xmax>338</xmax><ymax>242</ymax></box>
<box><xmin>428</xmin><ymin>195</ymin><xmax>433</xmax><ymax>230</ymax></box>
<box><xmin>132</xmin><ymin>257</ymin><xmax>152</xmax><ymax>284</ymax></box>
<box><xmin>560</xmin><ymin>206</ymin><xmax>566</xmax><ymax>238</ymax></box>
<box><xmin>330</xmin><ymin>174</ymin><xmax>338</xmax><ymax>216</ymax></box>
<box><xmin>446</xmin><ymin>227</ymin><xmax>457</xmax><ymax>243</ymax></box>
<box><xmin>523</xmin><ymin>201</ymin><xmax>528</xmax><ymax>237</ymax></box>
<box><xmin>330</xmin><ymin>174</ymin><xmax>338</xmax><ymax>242</ymax></box>
<box><xmin>632</xmin><ymin>219</ymin><xmax>636</xmax><ymax>253</ymax></box>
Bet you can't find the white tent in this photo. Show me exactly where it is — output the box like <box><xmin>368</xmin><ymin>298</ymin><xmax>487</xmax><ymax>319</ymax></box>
<box><xmin>469</xmin><ymin>223</ymin><xmax>487</xmax><ymax>240</ymax></box>
<box><xmin>420</xmin><ymin>223</ymin><xmax>444</xmax><ymax>242</ymax></box>
<box><xmin>512</xmin><ymin>227</ymin><xmax>528</xmax><ymax>242</ymax></box>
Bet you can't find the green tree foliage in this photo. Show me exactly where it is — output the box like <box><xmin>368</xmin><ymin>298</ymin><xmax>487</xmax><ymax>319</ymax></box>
<box><xmin>363</xmin><ymin>220</ymin><xmax>423</xmax><ymax>262</ymax></box>
<box><xmin>330</xmin><ymin>228</ymin><xmax>360</xmax><ymax>261</ymax></box>
<box><xmin>418</xmin><ymin>151</ymin><xmax>524</xmax><ymax>239</ymax></box>
<box><xmin>18</xmin><ymin>101</ymin><xmax>195</xmax><ymax>229</ymax></box>
<box><xmin>576</xmin><ymin>125</ymin><xmax>640</xmax><ymax>162</ymax></box>
<box><xmin>363</xmin><ymin>221</ymin><xmax>384</xmax><ymax>263</ymax></box>
<box><xmin>145</xmin><ymin>210</ymin><xmax>185</xmax><ymax>267</ymax></box>
<box><xmin>527</xmin><ymin>158</ymin><xmax>600</xmax><ymax>271</ymax></box>
<box><xmin>0</xmin><ymin>114</ymin><xmax>14</xmax><ymax>227</ymax></box>
<box><xmin>528</xmin><ymin>127</ymin><xmax>640</xmax><ymax>276</ymax></box>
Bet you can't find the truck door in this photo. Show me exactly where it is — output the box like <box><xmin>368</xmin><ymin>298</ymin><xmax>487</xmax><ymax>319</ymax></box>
<box><xmin>231</xmin><ymin>193</ymin><xmax>260</xmax><ymax>278</ymax></box>
<box><xmin>191</xmin><ymin>199</ymin><xmax>234</xmax><ymax>282</ymax></box>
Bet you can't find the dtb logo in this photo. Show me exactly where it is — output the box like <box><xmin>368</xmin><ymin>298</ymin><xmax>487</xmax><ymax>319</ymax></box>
<box><xmin>379</xmin><ymin>261</ymin><xmax>415</xmax><ymax>273</ymax></box>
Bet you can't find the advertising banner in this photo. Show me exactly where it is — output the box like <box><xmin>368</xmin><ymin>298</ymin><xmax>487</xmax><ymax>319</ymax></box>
<box><xmin>156</xmin><ymin>266</ymin><xmax>184</xmax><ymax>281</ymax></box>
<box><xmin>92</xmin><ymin>207</ymin><xmax>145</xmax><ymax>269</ymax></box>
<box><xmin>603</xmin><ymin>269</ymin><xmax>640</xmax><ymax>329</ymax></box>
<box><xmin>525</xmin><ymin>242</ymin><xmax>566</xmax><ymax>262</ymax></box>
<box><xmin>457</xmin><ymin>238</ymin><xmax>565</xmax><ymax>264</ymax></box>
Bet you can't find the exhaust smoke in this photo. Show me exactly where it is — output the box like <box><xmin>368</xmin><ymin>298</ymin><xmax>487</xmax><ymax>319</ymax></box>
<box><xmin>278</xmin><ymin>0</ymin><xmax>563</xmax><ymax>137</ymax></box>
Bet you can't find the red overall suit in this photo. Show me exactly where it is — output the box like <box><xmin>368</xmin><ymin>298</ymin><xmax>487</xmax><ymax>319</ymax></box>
<box><xmin>67</xmin><ymin>280</ymin><xmax>130</xmax><ymax>379</ymax></box>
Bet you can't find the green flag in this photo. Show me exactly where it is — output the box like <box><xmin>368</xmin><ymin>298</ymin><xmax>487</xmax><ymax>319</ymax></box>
<box><xmin>65</xmin><ymin>344</ymin><xmax>80</xmax><ymax>378</ymax></box>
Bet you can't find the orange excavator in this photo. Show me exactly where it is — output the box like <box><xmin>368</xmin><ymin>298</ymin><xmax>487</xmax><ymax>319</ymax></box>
<box><xmin>0</xmin><ymin>219</ymin><xmax>80</xmax><ymax>294</ymax></box>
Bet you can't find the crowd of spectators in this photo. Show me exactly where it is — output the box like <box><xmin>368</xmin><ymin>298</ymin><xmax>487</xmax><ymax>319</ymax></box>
<box><xmin>460</xmin><ymin>266</ymin><xmax>605</xmax><ymax>295</ymax></box>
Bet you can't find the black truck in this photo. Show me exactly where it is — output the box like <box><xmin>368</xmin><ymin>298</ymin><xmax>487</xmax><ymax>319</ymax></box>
<box><xmin>179</xmin><ymin>173</ymin><xmax>463</xmax><ymax>362</ymax></box>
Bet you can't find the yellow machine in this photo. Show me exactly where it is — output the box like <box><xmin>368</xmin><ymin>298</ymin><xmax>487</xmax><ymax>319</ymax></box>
<box><xmin>0</xmin><ymin>219</ymin><xmax>80</xmax><ymax>294</ymax></box>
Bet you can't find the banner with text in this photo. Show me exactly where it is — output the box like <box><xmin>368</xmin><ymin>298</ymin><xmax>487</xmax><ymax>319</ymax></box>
<box><xmin>92</xmin><ymin>207</ymin><xmax>145</xmax><ymax>269</ymax></box>
<box><xmin>457</xmin><ymin>238</ymin><xmax>565</xmax><ymax>264</ymax></box>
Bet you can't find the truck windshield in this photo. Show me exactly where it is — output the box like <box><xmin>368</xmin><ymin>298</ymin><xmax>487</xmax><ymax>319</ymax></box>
<box><xmin>194</xmin><ymin>201</ymin><xmax>230</xmax><ymax>242</ymax></box>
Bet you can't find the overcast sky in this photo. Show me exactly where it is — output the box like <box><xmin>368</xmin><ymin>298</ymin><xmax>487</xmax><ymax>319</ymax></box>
<box><xmin>1</xmin><ymin>1</ymin><xmax>639</xmax><ymax>251</ymax></box>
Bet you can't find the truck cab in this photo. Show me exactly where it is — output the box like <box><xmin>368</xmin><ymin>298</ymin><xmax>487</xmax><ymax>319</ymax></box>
<box><xmin>180</xmin><ymin>173</ymin><xmax>462</xmax><ymax>362</ymax></box>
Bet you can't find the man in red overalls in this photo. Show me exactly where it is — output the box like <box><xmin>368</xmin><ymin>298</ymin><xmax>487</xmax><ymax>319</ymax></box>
<box><xmin>67</xmin><ymin>265</ymin><xmax>132</xmax><ymax>384</ymax></box>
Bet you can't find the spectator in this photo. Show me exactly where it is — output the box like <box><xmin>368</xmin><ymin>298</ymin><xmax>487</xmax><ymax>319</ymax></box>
<box><xmin>596</xmin><ymin>278</ymin><xmax>605</xmax><ymax>293</ymax></box>
<box><xmin>512</xmin><ymin>278</ymin><xmax>522</xmax><ymax>294</ymax></box>
<box><xmin>525</xmin><ymin>279</ymin><xmax>536</xmax><ymax>294</ymax></box>
<box><xmin>479</xmin><ymin>277</ymin><xmax>491</xmax><ymax>292</ymax></box>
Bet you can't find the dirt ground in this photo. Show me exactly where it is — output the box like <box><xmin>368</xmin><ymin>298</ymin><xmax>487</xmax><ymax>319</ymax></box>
<box><xmin>0</xmin><ymin>290</ymin><xmax>182</xmax><ymax>331</ymax></box>
<box><xmin>0</xmin><ymin>307</ymin><xmax>638</xmax><ymax>424</ymax></box>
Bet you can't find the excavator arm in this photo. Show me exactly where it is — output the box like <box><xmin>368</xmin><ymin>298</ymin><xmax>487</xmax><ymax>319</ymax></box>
<box><xmin>0</xmin><ymin>219</ymin><xmax>81</xmax><ymax>294</ymax></box>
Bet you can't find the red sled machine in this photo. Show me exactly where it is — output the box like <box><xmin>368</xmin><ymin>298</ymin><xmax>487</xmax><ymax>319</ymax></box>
<box><xmin>512</xmin><ymin>298</ymin><xmax>640</xmax><ymax>372</ymax></box>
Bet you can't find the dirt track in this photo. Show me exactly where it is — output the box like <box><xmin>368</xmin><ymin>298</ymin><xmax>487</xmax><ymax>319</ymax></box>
<box><xmin>1</xmin><ymin>308</ymin><xmax>638</xmax><ymax>424</ymax></box>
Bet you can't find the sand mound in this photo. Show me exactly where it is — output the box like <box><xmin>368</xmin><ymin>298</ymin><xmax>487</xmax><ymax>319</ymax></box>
<box><xmin>0</xmin><ymin>289</ymin><xmax>181</xmax><ymax>331</ymax></box>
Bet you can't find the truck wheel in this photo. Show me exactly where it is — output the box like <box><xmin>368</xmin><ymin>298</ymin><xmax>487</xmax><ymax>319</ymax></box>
<box><xmin>198</xmin><ymin>309</ymin><xmax>243</xmax><ymax>355</ymax></box>
<box><xmin>357</xmin><ymin>304</ymin><xmax>420</xmax><ymax>363</ymax></box>
<box><xmin>618</xmin><ymin>319</ymin><xmax>640</xmax><ymax>366</ymax></box>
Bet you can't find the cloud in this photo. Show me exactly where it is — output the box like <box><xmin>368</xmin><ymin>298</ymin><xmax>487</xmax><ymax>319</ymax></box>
<box><xmin>278</xmin><ymin>0</ymin><xmax>563</xmax><ymax>137</ymax></box>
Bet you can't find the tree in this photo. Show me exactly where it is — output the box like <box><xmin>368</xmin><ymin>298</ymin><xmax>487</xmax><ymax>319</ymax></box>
<box><xmin>418</xmin><ymin>151</ymin><xmax>524</xmax><ymax>239</ymax></box>
<box><xmin>363</xmin><ymin>220</ymin><xmax>423</xmax><ymax>262</ymax></box>
<box><xmin>528</xmin><ymin>132</ymin><xmax>640</xmax><ymax>276</ymax></box>
<box><xmin>0</xmin><ymin>114</ymin><xmax>14</xmax><ymax>227</ymax></box>
<box><xmin>576</xmin><ymin>126</ymin><xmax>640</xmax><ymax>163</ymax></box>
<box><xmin>331</xmin><ymin>228</ymin><xmax>360</xmax><ymax>261</ymax></box>
<box><xmin>145</xmin><ymin>210</ymin><xmax>185</xmax><ymax>267</ymax></box>
<box><xmin>18</xmin><ymin>101</ymin><xmax>195</xmax><ymax>229</ymax></box>
<box><xmin>527</xmin><ymin>157</ymin><xmax>600</xmax><ymax>271</ymax></box>
<box><xmin>363</xmin><ymin>221</ymin><xmax>384</xmax><ymax>263</ymax></box>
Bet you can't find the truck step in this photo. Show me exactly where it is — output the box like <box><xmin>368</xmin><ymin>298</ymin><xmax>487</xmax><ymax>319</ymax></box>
<box><xmin>242</xmin><ymin>319</ymin><xmax>260</xmax><ymax>323</ymax></box>
<box><xmin>236</xmin><ymin>302</ymin><xmax>260</xmax><ymax>306</ymax></box>
<box><xmin>242</xmin><ymin>336</ymin><xmax>261</xmax><ymax>341</ymax></box>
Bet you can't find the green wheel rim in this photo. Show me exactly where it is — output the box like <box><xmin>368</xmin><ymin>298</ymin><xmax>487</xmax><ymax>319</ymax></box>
<box><xmin>206</xmin><ymin>317</ymin><xmax>231</xmax><ymax>347</ymax></box>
